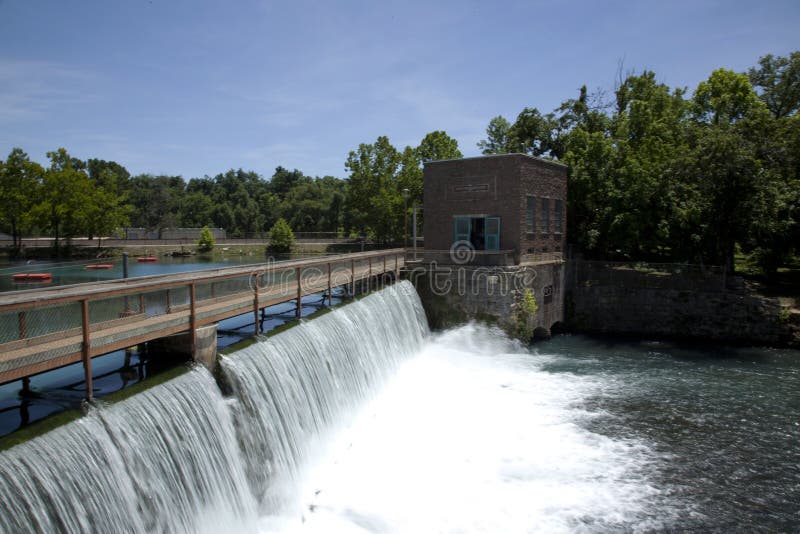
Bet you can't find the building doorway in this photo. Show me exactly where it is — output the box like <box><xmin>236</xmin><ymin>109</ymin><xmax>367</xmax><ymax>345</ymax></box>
<box><xmin>454</xmin><ymin>216</ymin><xmax>500</xmax><ymax>250</ymax></box>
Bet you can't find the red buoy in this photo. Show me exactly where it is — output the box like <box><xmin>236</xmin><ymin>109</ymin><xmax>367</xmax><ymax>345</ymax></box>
<box><xmin>85</xmin><ymin>264</ymin><xmax>114</xmax><ymax>270</ymax></box>
<box><xmin>13</xmin><ymin>273</ymin><xmax>52</xmax><ymax>281</ymax></box>
<box><xmin>137</xmin><ymin>256</ymin><xmax>158</xmax><ymax>262</ymax></box>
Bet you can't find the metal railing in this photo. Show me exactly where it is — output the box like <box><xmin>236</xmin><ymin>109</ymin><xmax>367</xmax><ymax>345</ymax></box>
<box><xmin>414</xmin><ymin>249</ymin><xmax>564</xmax><ymax>266</ymax></box>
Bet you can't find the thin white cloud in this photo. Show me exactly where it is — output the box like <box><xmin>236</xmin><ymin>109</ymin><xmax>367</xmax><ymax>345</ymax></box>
<box><xmin>0</xmin><ymin>59</ymin><xmax>102</xmax><ymax>122</ymax></box>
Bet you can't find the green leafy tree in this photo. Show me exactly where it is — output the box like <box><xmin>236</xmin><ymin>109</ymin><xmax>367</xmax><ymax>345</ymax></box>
<box><xmin>477</xmin><ymin>116</ymin><xmax>512</xmax><ymax>154</ymax></box>
<box><xmin>416</xmin><ymin>130</ymin><xmax>463</xmax><ymax>163</ymax></box>
<box><xmin>0</xmin><ymin>148</ymin><xmax>43</xmax><ymax>252</ymax></box>
<box><xmin>345</xmin><ymin>132</ymin><xmax>462</xmax><ymax>241</ymax></box>
<box><xmin>686</xmin><ymin>69</ymin><xmax>772</xmax><ymax>270</ymax></box>
<box><xmin>127</xmin><ymin>174</ymin><xmax>185</xmax><ymax>230</ymax></box>
<box><xmin>179</xmin><ymin>190</ymin><xmax>215</xmax><ymax>228</ymax></box>
<box><xmin>87</xmin><ymin>158</ymin><xmax>130</xmax><ymax>196</ymax></box>
<box><xmin>84</xmin><ymin>169</ymin><xmax>132</xmax><ymax>243</ymax></box>
<box><xmin>267</xmin><ymin>167</ymin><xmax>304</xmax><ymax>197</ymax></box>
<box><xmin>748</xmin><ymin>51</ymin><xmax>800</xmax><ymax>119</ymax></box>
<box><xmin>197</xmin><ymin>225</ymin><xmax>215</xmax><ymax>252</ymax></box>
<box><xmin>35</xmin><ymin>148</ymin><xmax>93</xmax><ymax>249</ymax></box>
<box><xmin>344</xmin><ymin>135</ymin><xmax>402</xmax><ymax>241</ymax></box>
<box><xmin>268</xmin><ymin>218</ymin><xmax>294</xmax><ymax>253</ymax></box>
<box><xmin>693</xmin><ymin>68</ymin><xmax>765</xmax><ymax>125</ymax></box>
<box><xmin>508</xmin><ymin>107</ymin><xmax>557</xmax><ymax>157</ymax></box>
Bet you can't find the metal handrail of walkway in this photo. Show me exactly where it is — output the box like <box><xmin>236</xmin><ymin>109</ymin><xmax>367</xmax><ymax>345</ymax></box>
<box><xmin>0</xmin><ymin>248</ymin><xmax>406</xmax><ymax>397</ymax></box>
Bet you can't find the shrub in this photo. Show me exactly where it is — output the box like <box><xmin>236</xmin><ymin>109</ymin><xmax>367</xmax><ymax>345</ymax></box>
<box><xmin>197</xmin><ymin>226</ymin><xmax>215</xmax><ymax>253</ymax></box>
<box><xmin>511</xmin><ymin>288</ymin><xmax>538</xmax><ymax>342</ymax></box>
<box><xmin>268</xmin><ymin>218</ymin><xmax>295</xmax><ymax>253</ymax></box>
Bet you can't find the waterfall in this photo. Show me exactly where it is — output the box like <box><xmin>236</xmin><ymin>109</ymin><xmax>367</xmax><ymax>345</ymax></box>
<box><xmin>220</xmin><ymin>281</ymin><xmax>429</xmax><ymax>511</ymax></box>
<box><xmin>0</xmin><ymin>368</ymin><xmax>258</xmax><ymax>533</ymax></box>
<box><xmin>0</xmin><ymin>281</ymin><xmax>429</xmax><ymax>533</ymax></box>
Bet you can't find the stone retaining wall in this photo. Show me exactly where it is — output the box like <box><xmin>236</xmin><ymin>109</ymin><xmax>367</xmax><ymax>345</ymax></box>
<box><xmin>410</xmin><ymin>261</ymin><xmax>566</xmax><ymax>337</ymax></box>
<box><xmin>567</xmin><ymin>261</ymin><xmax>799</xmax><ymax>347</ymax></box>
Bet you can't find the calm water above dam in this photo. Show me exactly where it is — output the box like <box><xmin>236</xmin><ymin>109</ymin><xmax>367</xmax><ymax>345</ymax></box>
<box><xmin>0</xmin><ymin>254</ymin><xmax>279</xmax><ymax>293</ymax></box>
<box><xmin>0</xmin><ymin>282</ymin><xmax>798</xmax><ymax>532</ymax></box>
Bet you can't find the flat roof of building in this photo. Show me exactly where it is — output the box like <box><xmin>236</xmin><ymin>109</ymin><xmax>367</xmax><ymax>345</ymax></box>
<box><xmin>423</xmin><ymin>152</ymin><xmax>568</xmax><ymax>169</ymax></box>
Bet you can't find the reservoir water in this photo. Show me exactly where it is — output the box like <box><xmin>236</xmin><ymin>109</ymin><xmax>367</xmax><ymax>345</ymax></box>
<box><xmin>0</xmin><ymin>255</ymin><xmax>281</xmax><ymax>293</ymax></box>
<box><xmin>0</xmin><ymin>281</ymin><xmax>797</xmax><ymax>532</ymax></box>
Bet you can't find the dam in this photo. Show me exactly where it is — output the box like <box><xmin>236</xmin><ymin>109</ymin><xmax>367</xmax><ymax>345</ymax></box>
<box><xmin>0</xmin><ymin>281</ymin><xmax>798</xmax><ymax>532</ymax></box>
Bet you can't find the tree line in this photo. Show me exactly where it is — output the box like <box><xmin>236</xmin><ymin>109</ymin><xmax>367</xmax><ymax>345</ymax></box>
<box><xmin>0</xmin><ymin>131</ymin><xmax>461</xmax><ymax>252</ymax></box>
<box><xmin>2</xmin><ymin>51</ymin><xmax>797</xmax><ymax>273</ymax></box>
<box><xmin>477</xmin><ymin>51</ymin><xmax>799</xmax><ymax>274</ymax></box>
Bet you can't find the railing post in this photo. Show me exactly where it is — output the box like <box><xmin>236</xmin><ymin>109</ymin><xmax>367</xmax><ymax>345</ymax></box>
<box><xmin>18</xmin><ymin>311</ymin><xmax>26</xmax><ymax>339</ymax></box>
<box><xmin>350</xmin><ymin>259</ymin><xmax>355</xmax><ymax>296</ymax></box>
<box><xmin>327</xmin><ymin>262</ymin><xmax>332</xmax><ymax>305</ymax></box>
<box><xmin>166</xmin><ymin>288</ymin><xmax>172</xmax><ymax>313</ymax></box>
<box><xmin>139</xmin><ymin>294</ymin><xmax>145</xmax><ymax>314</ymax></box>
<box><xmin>295</xmin><ymin>266</ymin><xmax>302</xmax><ymax>319</ymax></box>
<box><xmin>189</xmin><ymin>283</ymin><xmax>197</xmax><ymax>357</ymax></box>
<box><xmin>80</xmin><ymin>299</ymin><xmax>93</xmax><ymax>401</ymax></box>
<box><xmin>253</xmin><ymin>273</ymin><xmax>260</xmax><ymax>335</ymax></box>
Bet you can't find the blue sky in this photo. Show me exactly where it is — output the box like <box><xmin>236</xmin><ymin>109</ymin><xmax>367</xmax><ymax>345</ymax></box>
<box><xmin>1</xmin><ymin>0</ymin><xmax>798</xmax><ymax>180</ymax></box>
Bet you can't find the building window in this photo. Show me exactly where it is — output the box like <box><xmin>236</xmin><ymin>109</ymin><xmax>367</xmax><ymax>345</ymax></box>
<box><xmin>554</xmin><ymin>199</ymin><xmax>563</xmax><ymax>234</ymax></box>
<box><xmin>526</xmin><ymin>196</ymin><xmax>536</xmax><ymax>233</ymax></box>
<box><xmin>541</xmin><ymin>198</ymin><xmax>550</xmax><ymax>234</ymax></box>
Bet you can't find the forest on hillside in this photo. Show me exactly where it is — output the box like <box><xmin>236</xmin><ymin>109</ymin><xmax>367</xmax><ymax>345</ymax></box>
<box><xmin>1</xmin><ymin>51</ymin><xmax>797</xmax><ymax>274</ymax></box>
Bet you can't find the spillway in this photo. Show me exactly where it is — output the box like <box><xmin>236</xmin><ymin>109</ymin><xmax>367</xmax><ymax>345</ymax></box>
<box><xmin>0</xmin><ymin>281</ymin><xmax>430</xmax><ymax>533</ymax></box>
<box><xmin>3</xmin><ymin>280</ymin><xmax>792</xmax><ymax>532</ymax></box>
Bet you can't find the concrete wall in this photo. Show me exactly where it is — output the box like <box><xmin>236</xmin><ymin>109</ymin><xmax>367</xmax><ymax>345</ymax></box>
<box><xmin>147</xmin><ymin>324</ymin><xmax>219</xmax><ymax>370</ymax></box>
<box><xmin>410</xmin><ymin>260</ymin><xmax>566</xmax><ymax>338</ymax></box>
<box><xmin>160</xmin><ymin>228</ymin><xmax>227</xmax><ymax>240</ymax></box>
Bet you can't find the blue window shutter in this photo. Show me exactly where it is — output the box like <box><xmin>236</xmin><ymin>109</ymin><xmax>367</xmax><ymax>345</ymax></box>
<box><xmin>485</xmin><ymin>217</ymin><xmax>500</xmax><ymax>250</ymax></box>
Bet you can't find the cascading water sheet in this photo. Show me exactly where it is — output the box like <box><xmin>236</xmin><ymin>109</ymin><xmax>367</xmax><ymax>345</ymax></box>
<box><xmin>0</xmin><ymin>368</ymin><xmax>259</xmax><ymax>534</ymax></box>
<box><xmin>221</xmin><ymin>281</ymin><xmax>430</xmax><ymax>513</ymax></box>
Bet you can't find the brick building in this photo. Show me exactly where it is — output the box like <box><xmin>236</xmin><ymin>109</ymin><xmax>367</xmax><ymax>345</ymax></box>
<box><xmin>423</xmin><ymin>153</ymin><xmax>568</xmax><ymax>264</ymax></box>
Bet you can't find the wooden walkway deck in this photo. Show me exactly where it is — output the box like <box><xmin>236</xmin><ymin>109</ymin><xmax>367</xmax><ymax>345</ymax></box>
<box><xmin>0</xmin><ymin>249</ymin><xmax>405</xmax><ymax>395</ymax></box>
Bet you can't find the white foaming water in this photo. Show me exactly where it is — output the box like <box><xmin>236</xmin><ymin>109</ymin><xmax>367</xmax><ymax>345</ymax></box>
<box><xmin>0</xmin><ymin>282</ymin><xmax>662</xmax><ymax>533</ymax></box>
<box><xmin>262</xmin><ymin>324</ymin><xmax>661</xmax><ymax>533</ymax></box>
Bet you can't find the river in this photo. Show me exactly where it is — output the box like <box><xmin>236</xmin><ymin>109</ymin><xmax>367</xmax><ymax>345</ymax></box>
<box><xmin>0</xmin><ymin>282</ymin><xmax>797</xmax><ymax>532</ymax></box>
